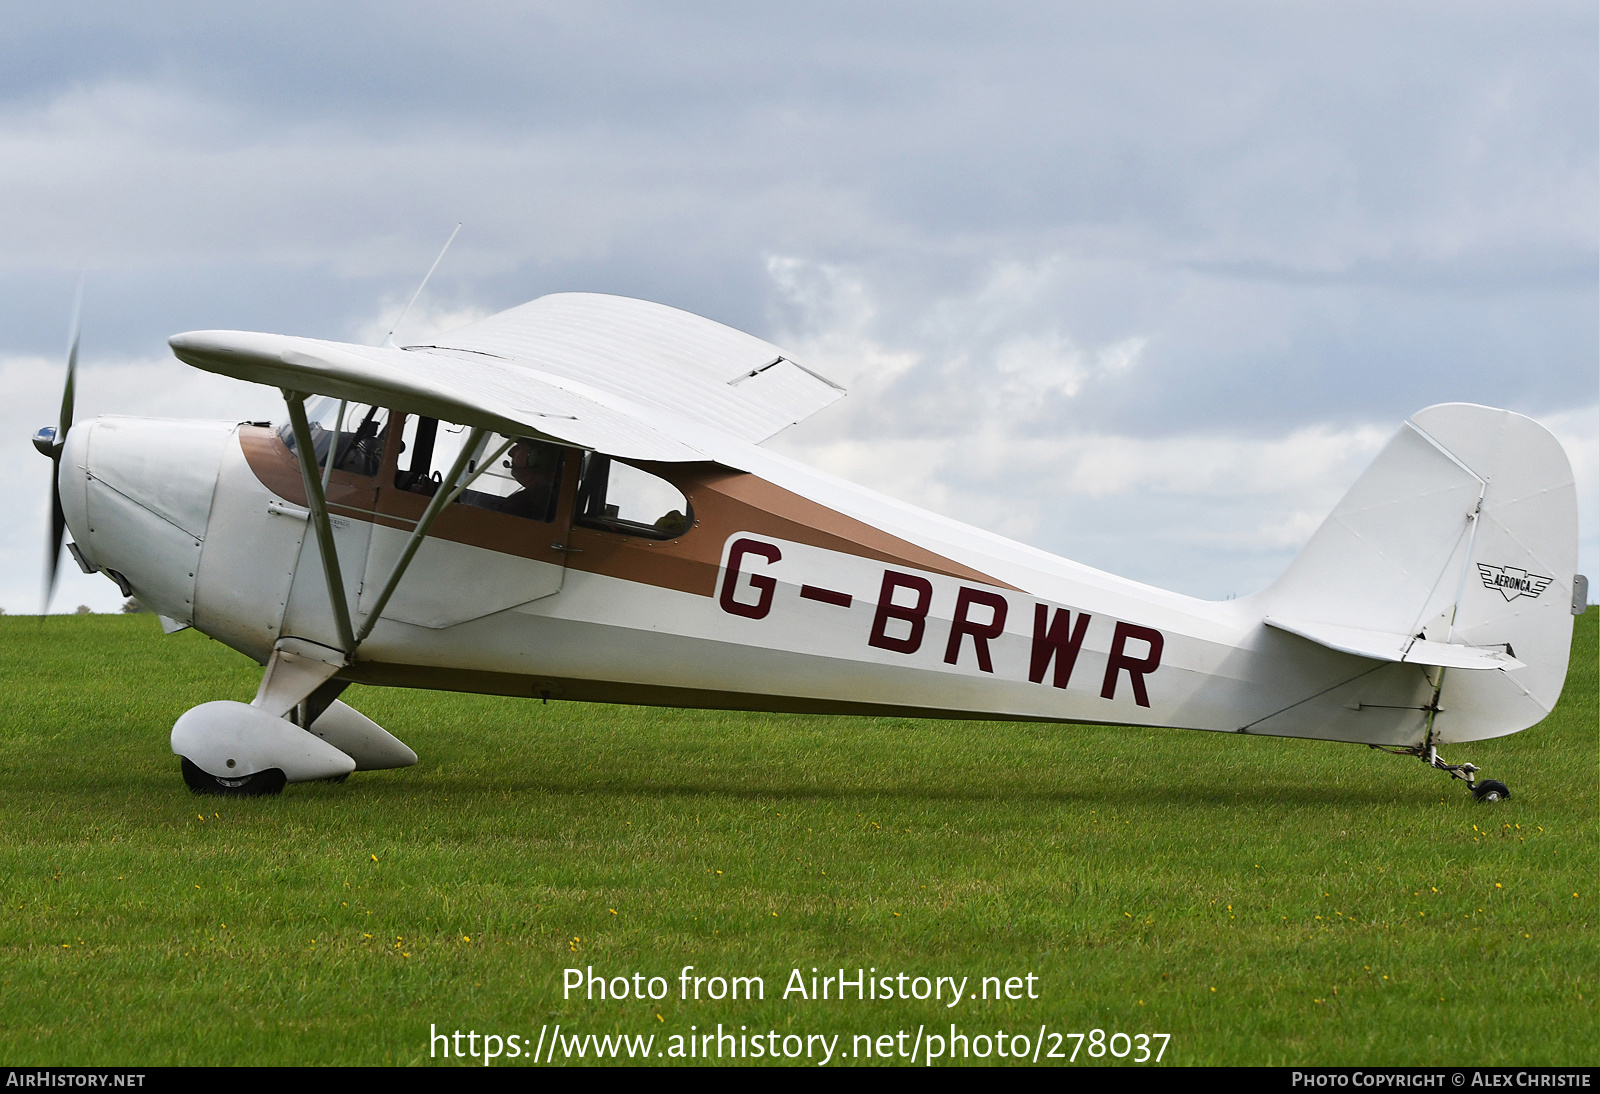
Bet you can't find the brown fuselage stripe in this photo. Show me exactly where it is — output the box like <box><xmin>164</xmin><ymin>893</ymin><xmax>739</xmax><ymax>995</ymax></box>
<box><xmin>239</xmin><ymin>421</ymin><xmax>1015</xmax><ymax>597</ymax></box>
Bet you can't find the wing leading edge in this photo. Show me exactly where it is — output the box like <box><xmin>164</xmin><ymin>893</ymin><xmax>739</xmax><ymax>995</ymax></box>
<box><xmin>169</xmin><ymin>292</ymin><xmax>845</xmax><ymax>462</ymax></box>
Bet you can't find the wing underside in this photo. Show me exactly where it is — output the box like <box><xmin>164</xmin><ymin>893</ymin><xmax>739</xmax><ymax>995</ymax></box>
<box><xmin>169</xmin><ymin>292</ymin><xmax>844</xmax><ymax>462</ymax></box>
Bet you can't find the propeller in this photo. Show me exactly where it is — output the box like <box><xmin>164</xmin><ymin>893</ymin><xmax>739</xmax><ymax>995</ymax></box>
<box><xmin>35</xmin><ymin>282</ymin><xmax>81</xmax><ymax>613</ymax></box>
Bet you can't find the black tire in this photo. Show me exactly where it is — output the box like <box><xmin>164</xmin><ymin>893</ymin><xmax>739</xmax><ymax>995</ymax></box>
<box><xmin>180</xmin><ymin>756</ymin><xmax>287</xmax><ymax>797</ymax></box>
<box><xmin>1472</xmin><ymin>779</ymin><xmax>1511</xmax><ymax>803</ymax></box>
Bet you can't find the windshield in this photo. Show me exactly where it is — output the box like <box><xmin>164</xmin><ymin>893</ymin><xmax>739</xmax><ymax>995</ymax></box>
<box><xmin>276</xmin><ymin>398</ymin><xmax>391</xmax><ymax>477</ymax></box>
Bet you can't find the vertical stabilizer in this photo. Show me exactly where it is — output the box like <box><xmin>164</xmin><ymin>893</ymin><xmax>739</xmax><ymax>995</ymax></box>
<box><xmin>1263</xmin><ymin>403</ymin><xmax>1578</xmax><ymax>742</ymax></box>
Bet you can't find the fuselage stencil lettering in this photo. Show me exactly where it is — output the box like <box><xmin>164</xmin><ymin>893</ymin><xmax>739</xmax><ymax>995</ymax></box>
<box><xmin>720</xmin><ymin>537</ymin><xmax>781</xmax><ymax>619</ymax></box>
<box><xmin>716</xmin><ymin>535</ymin><xmax>1164</xmax><ymax>705</ymax></box>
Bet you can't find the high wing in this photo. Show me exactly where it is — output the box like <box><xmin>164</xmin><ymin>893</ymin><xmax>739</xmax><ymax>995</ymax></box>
<box><xmin>169</xmin><ymin>292</ymin><xmax>845</xmax><ymax>461</ymax></box>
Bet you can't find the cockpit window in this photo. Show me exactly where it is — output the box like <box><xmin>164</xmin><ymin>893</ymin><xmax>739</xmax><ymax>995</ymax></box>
<box><xmin>395</xmin><ymin>415</ymin><xmax>565</xmax><ymax>523</ymax></box>
<box><xmin>575</xmin><ymin>454</ymin><xmax>691</xmax><ymax>539</ymax></box>
<box><xmin>276</xmin><ymin>398</ymin><xmax>390</xmax><ymax>477</ymax></box>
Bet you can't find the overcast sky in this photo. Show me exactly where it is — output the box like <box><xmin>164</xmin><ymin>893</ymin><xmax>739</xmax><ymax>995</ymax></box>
<box><xmin>2</xmin><ymin>1</ymin><xmax>1594</xmax><ymax>614</ymax></box>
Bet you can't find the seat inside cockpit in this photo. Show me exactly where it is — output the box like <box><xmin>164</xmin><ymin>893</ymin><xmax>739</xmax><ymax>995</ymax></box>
<box><xmin>574</xmin><ymin>453</ymin><xmax>690</xmax><ymax>538</ymax></box>
<box><xmin>393</xmin><ymin>415</ymin><xmax>566</xmax><ymax>523</ymax></box>
<box><xmin>279</xmin><ymin>401</ymin><xmax>692</xmax><ymax>539</ymax></box>
<box><xmin>393</xmin><ymin>414</ymin><xmax>691</xmax><ymax>538</ymax></box>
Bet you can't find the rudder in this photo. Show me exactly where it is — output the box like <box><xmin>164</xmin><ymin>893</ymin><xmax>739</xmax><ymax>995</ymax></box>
<box><xmin>1263</xmin><ymin>403</ymin><xmax>1579</xmax><ymax>742</ymax></box>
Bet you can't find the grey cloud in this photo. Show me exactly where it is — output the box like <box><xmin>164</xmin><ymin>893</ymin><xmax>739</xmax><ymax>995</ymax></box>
<box><xmin>0</xmin><ymin>2</ymin><xmax>1591</xmax><ymax>604</ymax></box>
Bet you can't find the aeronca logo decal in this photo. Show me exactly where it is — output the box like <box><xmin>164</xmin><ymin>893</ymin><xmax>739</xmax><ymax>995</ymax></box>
<box><xmin>1476</xmin><ymin>564</ymin><xmax>1553</xmax><ymax>603</ymax></box>
<box><xmin>716</xmin><ymin>535</ymin><xmax>1165</xmax><ymax>708</ymax></box>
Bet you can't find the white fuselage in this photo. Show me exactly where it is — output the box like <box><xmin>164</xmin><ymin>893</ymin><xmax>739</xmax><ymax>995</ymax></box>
<box><xmin>60</xmin><ymin>413</ymin><xmax>1560</xmax><ymax>750</ymax></box>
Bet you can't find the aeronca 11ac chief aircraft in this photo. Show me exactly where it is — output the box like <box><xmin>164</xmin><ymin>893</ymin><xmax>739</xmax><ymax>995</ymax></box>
<box><xmin>33</xmin><ymin>290</ymin><xmax>1585</xmax><ymax>801</ymax></box>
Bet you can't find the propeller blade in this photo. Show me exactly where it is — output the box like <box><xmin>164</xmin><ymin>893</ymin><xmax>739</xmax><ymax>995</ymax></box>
<box><xmin>43</xmin><ymin>277</ymin><xmax>83</xmax><ymax>614</ymax></box>
<box><xmin>59</xmin><ymin>279</ymin><xmax>81</xmax><ymax>439</ymax></box>
<box><xmin>44</xmin><ymin>466</ymin><xmax>65</xmax><ymax>613</ymax></box>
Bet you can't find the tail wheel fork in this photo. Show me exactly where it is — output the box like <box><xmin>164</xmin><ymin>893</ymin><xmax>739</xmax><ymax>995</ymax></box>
<box><xmin>1368</xmin><ymin>743</ymin><xmax>1510</xmax><ymax>803</ymax></box>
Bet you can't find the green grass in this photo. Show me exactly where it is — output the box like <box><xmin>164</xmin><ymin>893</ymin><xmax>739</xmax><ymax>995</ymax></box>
<box><xmin>0</xmin><ymin>611</ymin><xmax>1594</xmax><ymax>1066</ymax></box>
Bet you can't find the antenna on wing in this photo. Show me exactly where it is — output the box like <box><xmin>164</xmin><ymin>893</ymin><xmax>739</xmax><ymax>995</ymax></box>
<box><xmin>381</xmin><ymin>222</ymin><xmax>462</xmax><ymax>348</ymax></box>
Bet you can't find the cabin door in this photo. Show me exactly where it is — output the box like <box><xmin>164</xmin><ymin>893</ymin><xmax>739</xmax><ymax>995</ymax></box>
<box><xmin>359</xmin><ymin>416</ymin><xmax>580</xmax><ymax>630</ymax></box>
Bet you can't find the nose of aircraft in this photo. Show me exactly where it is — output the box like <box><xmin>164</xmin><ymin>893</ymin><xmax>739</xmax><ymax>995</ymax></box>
<box><xmin>32</xmin><ymin>424</ymin><xmax>60</xmax><ymax>457</ymax></box>
<box><xmin>55</xmin><ymin>416</ymin><xmax>237</xmax><ymax>622</ymax></box>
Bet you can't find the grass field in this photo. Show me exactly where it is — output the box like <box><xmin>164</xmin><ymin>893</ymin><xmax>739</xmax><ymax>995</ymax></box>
<box><xmin>0</xmin><ymin>610</ymin><xmax>1594</xmax><ymax>1066</ymax></box>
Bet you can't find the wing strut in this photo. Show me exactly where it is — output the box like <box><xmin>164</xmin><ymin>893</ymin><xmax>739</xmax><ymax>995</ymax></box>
<box><xmin>283</xmin><ymin>391</ymin><xmax>357</xmax><ymax>658</ymax></box>
<box><xmin>252</xmin><ymin>398</ymin><xmax>513</xmax><ymax>741</ymax></box>
<box><xmin>352</xmin><ymin>428</ymin><xmax>513</xmax><ymax>645</ymax></box>
<box><xmin>278</xmin><ymin>394</ymin><xmax>517</xmax><ymax>657</ymax></box>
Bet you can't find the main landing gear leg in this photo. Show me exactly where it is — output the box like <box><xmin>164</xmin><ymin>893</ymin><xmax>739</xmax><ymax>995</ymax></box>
<box><xmin>1369</xmin><ymin>744</ymin><xmax>1510</xmax><ymax>802</ymax></box>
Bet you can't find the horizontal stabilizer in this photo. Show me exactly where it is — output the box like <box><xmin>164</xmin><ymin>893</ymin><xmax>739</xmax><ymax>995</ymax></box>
<box><xmin>1265</xmin><ymin>616</ymin><xmax>1524</xmax><ymax>671</ymax></box>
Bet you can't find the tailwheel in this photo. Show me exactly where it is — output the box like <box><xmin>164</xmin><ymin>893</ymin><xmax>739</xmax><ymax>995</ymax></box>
<box><xmin>1369</xmin><ymin>743</ymin><xmax>1506</xmax><ymax>802</ymax></box>
<box><xmin>1471</xmin><ymin>779</ymin><xmax>1511</xmax><ymax>803</ymax></box>
<box><xmin>180</xmin><ymin>756</ymin><xmax>286</xmax><ymax>797</ymax></box>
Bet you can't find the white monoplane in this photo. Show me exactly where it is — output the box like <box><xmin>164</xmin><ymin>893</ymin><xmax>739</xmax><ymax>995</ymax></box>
<box><xmin>35</xmin><ymin>292</ymin><xmax>1584</xmax><ymax>800</ymax></box>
